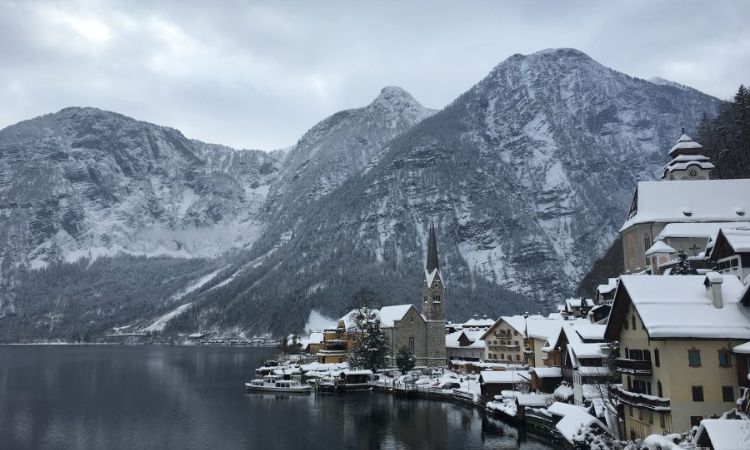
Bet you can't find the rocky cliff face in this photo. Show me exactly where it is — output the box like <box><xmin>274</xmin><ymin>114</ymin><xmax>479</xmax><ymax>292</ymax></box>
<box><xmin>0</xmin><ymin>49</ymin><xmax>725</xmax><ymax>340</ymax></box>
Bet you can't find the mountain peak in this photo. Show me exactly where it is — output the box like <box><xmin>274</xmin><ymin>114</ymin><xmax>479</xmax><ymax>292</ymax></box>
<box><xmin>372</xmin><ymin>85</ymin><xmax>419</xmax><ymax>106</ymax></box>
<box><xmin>529</xmin><ymin>48</ymin><xmax>591</xmax><ymax>59</ymax></box>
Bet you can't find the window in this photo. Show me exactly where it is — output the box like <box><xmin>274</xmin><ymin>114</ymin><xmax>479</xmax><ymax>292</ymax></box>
<box><xmin>515</xmin><ymin>354</ymin><xmax>520</xmax><ymax>361</ymax></box>
<box><xmin>644</xmin><ymin>235</ymin><xmax>652</xmax><ymax>252</ymax></box>
<box><xmin>628</xmin><ymin>405</ymin><xmax>633</xmax><ymax>417</ymax></box>
<box><xmin>408</xmin><ymin>337</ymin><xmax>415</xmax><ymax>354</ymax></box>
<box><xmin>719</xmin><ymin>349</ymin><xmax>731</xmax><ymax>367</ymax></box>
<box><xmin>722</xmin><ymin>386</ymin><xmax>735</xmax><ymax>402</ymax></box>
<box><xmin>638</xmin><ymin>407</ymin><xmax>644</xmax><ymax>420</ymax></box>
<box><xmin>624</xmin><ymin>319</ymin><xmax>629</xmax><ymax>330</ymax></box>
<box><xmin>627</xmin><ymin>376</ymin><xmax>632</xmax><ymax>390</ymax></box>
<box><xmin>648</xmin><ymin>410</ymin><xmax>653</xmax><ymax>425</ymax></box>
<box><xmin>631</xmin><ymin>315</ymin><xmax>637</xmax><ymax>330</ymax></box>
<box><xmin>688</xmin><ymin>349</ymin><xmax>701</xmax><ymax>367</ymax></box>
<box><xmin>659</xmin><ymin>413</ymin><xmax>665</xmax><ymax>428</ymax></box>
<box><xmin>692</xmin><ymin>386</ymin><xmax>704</xmax><ymax>402</ymax></box>
<box><xmin>624</xmin><ymin>347</ymin><xmax>629</xmax><ymax>359</ymax></box>
<box><xmin>423</xmin><ymin>296</ymin><xmax>428</xmax><ymax>303</ymax></box>
<box><xmin>690</xmin><ymin>416</ymin><xmax>703</xmax><ymax>428</ymax></box>
<box><xmin>654</xmin><ymin>349</ymin><xmax>660</xmax><ymax>367</ymax></box>
<box><xmin>657</xmin><ymin>380</ymin><xmax>663</xmax><ymax>398</ymax></box>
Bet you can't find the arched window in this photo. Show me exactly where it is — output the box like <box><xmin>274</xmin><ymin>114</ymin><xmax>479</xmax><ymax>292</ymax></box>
<box><xmin>409</xmin><ymin>337</ymin><xmax>415</xmax><ymax>354</ymax></box>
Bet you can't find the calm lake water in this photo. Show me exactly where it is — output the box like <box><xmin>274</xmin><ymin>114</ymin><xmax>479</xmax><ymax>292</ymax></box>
<box><xmin>0</xmin><ymin>345</ymin><xmax>557</xmax><ymax>449</ymax></box>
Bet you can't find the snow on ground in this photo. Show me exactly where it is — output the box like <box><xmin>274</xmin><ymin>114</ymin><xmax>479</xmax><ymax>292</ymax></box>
<box><xmin>143</xmin><ymin>303</ymin><xmax>192</xmax><ymax>333</ymax></box>
<box><xmin>170</xmin><ymin>268</ymin><xmax>226</xmax><ymax>302</ymax></box>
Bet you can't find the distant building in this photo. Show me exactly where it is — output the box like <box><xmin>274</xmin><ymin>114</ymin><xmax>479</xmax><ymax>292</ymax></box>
<box><xmin>709</xmin><ymin>228</ymin><xmax>750</xmax><ymax>281</ymax></box>
<box><xmin>481</xmin><ymin>315</ymin><xmax>562</xmax><ymax>367</ymax></box>
<box><xmin>620</xmin><ymin>133</ymin><xmax>750</xmax><ymax>273</ymax></box>
<box><xmin>379</xmin><ymin>219</ymin><xmax>447</xmax><ymax>367</ymax></box>
<box><xmin>445</xmin><ymin>328</ymin><xmax>485</xmax><ymax>361</ymax></box>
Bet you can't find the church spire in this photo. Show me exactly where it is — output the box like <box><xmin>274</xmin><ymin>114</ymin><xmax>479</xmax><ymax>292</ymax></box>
<box><xmin>426</xmin><ymin>218</ymin><xmax>439</xmax><ymax>272</ymax></box>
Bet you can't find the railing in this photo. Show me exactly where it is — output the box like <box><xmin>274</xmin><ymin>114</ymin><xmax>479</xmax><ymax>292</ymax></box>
<box><xmin>615</xmin><ymin>387</ymin><xmax>670</xmax><ymax>410</ymax></box>
<box><xmin>615</xmin><ymin>358</ymin><xmax>652</xmax><ymax>375</ymax></box>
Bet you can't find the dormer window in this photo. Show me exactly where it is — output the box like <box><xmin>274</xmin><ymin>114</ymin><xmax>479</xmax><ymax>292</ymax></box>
<box><xmin>682</xmin><ymin>208</ymin><xmax>693</xmax><ymax>217</ymax></box>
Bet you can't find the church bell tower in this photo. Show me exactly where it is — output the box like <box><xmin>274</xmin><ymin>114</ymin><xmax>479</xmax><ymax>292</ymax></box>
<box><xmin>422</xmin><ymin>218</ymin><xmax>445</xmax><ymax>321</ymax></box>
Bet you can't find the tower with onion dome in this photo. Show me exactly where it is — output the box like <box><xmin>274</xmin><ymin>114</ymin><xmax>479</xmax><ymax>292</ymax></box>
<box><xmin>662</xmin><ymin>129</ymin><xmax>714</xmax><ymax>180</ymax></box>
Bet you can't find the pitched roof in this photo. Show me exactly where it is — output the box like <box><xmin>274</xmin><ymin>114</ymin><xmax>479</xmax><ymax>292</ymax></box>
<box><xmin>620</xmin><ymin>180</ymin><xmax>750</xmax><ymax>231</ymax></box>
<box><xmin>694</xmin><ymin>419</ymin><xmax>750</xmax><ymax>450</ymax></box>
<box><xmin>722</xmin><ymin>228</ymin><xmax>750</xmax><ymax>253</ymax></box>
<box><xmin>426</xmin><ymin>218</ymin><xmax>440</xmax><ymax>272</ymax></box>
<box><xmin>379</xmin><ymin>304</ymin><xmax>418</xmax><ymax>328</ymax></box>
<box><xmin>605</xmin><ymin>274</ymin><xmax>750</xmax><ymax>340</ymax></box>
<box><xmin>657</xmin><ymin>221</ymin><xmax>748</xmax><ymax>240</ymax></box>
<box><xmin>645</xmin><ymin>240</ymin><xmax>676</xmax><ymax>256</ymax></box>
<box><xmin>480</xmin><ymin>370</ymin><xmax>530</xmax><ymax>384</ymax></box>
<box><xmin>668</xmin><ymin>133</ymin><xmax>704</xmax><ymax>157</ymax></box>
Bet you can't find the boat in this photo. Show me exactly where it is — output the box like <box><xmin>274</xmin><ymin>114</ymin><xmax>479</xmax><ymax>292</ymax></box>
<box><xmin>244</xmin><ymin>375</ymin><xmax>312</xmax><ymax>394</ymax></box>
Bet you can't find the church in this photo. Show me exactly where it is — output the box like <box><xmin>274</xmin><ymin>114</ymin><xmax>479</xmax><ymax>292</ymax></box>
<box><xmin>380</xmin><ymin>219</ymin><xmax>447</xmax><ymax>367</ymax></box>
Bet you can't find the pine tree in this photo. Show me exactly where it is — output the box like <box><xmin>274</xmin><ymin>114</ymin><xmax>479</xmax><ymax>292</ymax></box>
<box><xmin>396</xmin><ymin>346</ymin><xmax>416</xmax><ymax>374</ymax></box>
<box><xmin>348</xmin><ymin>305</ymin><xmax>388</xmax><ymax>371</ymax></box>
<box><xmin>671</xmin><ymin>249</ymin><xmax>696</xmax><ymax>275</ymax></box>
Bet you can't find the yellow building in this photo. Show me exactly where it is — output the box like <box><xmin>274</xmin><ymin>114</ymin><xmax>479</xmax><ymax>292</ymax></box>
<box><xmin>604</xmin><ymin>273</ymin><xmax>750</xmax><ymax>440</ymax></box>
<box><xmin>317</xmin><ymin>310</ymin><xmax>360</xmax><ymax>364</ymax></box>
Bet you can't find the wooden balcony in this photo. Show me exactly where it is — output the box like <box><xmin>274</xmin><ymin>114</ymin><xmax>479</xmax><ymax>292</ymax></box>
<box><xmin>615</xmin><ymin>358</ymin><xmax>652</xmax><ymax>375</ymax></box>
<box><xmin>615</xmin><ymin>386</ymin><xmax>670</xmax><ymax>411</ymax></box>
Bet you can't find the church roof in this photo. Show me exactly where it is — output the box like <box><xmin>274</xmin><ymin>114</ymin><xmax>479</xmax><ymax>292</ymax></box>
<box><xmin>668</xmin><ymin>133</ymin><xmax>704</xmax><ymax>157</ymax></box>
<box><xmin>379</xmin><ymin>304</ymin><xmax>419</xmax><ymax>328</ymax></box>
<box><xmin>620</xmin><ymin>180</ymin><xmax>750</xmax><ymax>231</ymax></box>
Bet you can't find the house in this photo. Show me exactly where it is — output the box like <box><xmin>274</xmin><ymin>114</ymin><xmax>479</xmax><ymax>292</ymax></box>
<box><xmin>317</xmin><ymin>309</ymin><xmax>361</xmax><ymax>364</ymax></box>
<box><xmin>462</xmin><ymin>315</ymin><xmax>495</xmax><ymax>330</ymax></box>
<box><xmin>529</xmin><ymin>367</ymin><xmax>563</xmax><ymax>393</ymax></box>
<box><xmin>604</xmin><ymin>273</ymin><xmax>750</xmax><ymax>440</ymax></box>
<box><xmin>445</xmin><ymin>328</ymin><xmax>485</xmax><ymax>361</ymax></box>
<box><xmin>596</xmin><ymin>278</ymin><xmax>619</xmax><ymax>304</ymax></box>
<box><xmin>709</xmin><ymin>227</ymin><xmax>750</xmax><ymax>282</ymax></box>
<box><xmin>481</xmin><ymin>315</ymin><xmax>563</xmax><ymax>366</ymax></box>
<box><xmin>620</xmin><ymin>133</ymin><xmax>750</xmax><ymax>273</ymax></box>
<box><xmin>305</xmin><ymin>331</ymin><xmax>324</xmax><ymax>354</ymax></box>
<box><xmin>547</xmin><ymin>402</ymin><xmax>611</xmax><ymax>447</ymax></box>
<box><xmin>479</xmin><ymin>370</ymin><xmax>530</xmax><ymax>400</ymax></box>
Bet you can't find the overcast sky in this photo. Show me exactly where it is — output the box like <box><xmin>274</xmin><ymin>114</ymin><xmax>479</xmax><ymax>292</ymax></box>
<box><xmin>2</xmin><ymin>0</ymin><xmax>749</xmax><ymax>150</ymax></box>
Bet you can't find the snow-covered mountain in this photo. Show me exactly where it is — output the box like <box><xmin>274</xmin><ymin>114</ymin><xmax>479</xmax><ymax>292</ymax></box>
<box><xmin>0</xmin><ymin>107</ymin><xmax>280</xmax><ymax>275</ymax></box>
<box><xmin>0</xmin><ymin>48</ymin><xmax>724</xmax><ymax>340</ymax></box>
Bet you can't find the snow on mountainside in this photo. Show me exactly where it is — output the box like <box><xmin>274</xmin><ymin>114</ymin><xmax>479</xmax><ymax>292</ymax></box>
<box><xmin>264</xmin><ymin>86</ymin><xmax>436</xmax><ymax>229</ymax></box>
<box><xmin>0</xmin><ymin>107</ymin><xmax>281</xmax><ymax>274</ymax></box>
<box><xmin>0</xmin><ymin>49</ymin><xmax>725</xmax><ymax>340</ymax></box>
<box><xmin>173</xmin><ymin>48</ymin><xmax>723</xmax><ymax>335</ymax></box>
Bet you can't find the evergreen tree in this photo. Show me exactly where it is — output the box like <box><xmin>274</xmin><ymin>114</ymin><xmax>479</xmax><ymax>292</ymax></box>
<box><xmin>671</xmin><ymin>249</ymin><xmax>696</xmax><ymax>275</ymax></box>
<box><xmin>348</xmin><ymin>305</ymin><xmax>388</xmax><ymax>371</ymax></box>
<box><xmin>396</xmin><ymin>346</ymin><xmax>416</xmax><ymax>374</ymax></box>
<box><xmin>698</xmin><ymin>84</ymin><xmax>750</xmax><ymax>179</ymax></box>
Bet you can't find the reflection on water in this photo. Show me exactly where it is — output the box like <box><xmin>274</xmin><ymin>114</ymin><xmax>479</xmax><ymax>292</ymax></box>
<box><xmin>0</xmin><ymin>346</ymin><xmax>556</xmax><ymax>449</ymax></box>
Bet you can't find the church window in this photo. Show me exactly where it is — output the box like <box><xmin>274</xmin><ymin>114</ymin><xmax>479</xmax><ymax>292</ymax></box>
<box><xmin>423</xmin><ymin>296</ymin><xmax>428</xmax><ymax>303</ymax></box>
<box><xmin>408</xmin><ymin>337</ymin><xmax>415</xmax><ymax>354</ymax></box>
<box><xmin>631</xmin><ymin>315</ymin><xmax>636</xmax><ymax>330</ymax></box>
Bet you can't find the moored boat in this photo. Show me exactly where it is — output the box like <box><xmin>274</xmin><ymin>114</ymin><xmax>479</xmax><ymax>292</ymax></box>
<box><xmin>245</xmin><ymin>375</ymin><xmax>312</xmax><ymax>394</ymax></box>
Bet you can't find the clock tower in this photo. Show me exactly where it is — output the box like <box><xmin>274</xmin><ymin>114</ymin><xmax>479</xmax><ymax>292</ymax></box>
<box><xmin>661</xmin><ymin>130</ymin><xmax>714</xmax><ymax>181</ymax></box>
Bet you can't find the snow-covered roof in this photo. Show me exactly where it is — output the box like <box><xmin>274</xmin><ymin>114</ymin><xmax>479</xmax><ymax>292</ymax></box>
<box><xmin>424</xmin><ymin>268</ymin><xmax>442</xmax><ymax>286</ymax></box>
<box><xmin>610</xmin><ymin>274</ymin><xmax>750</xmax><ymax>339</ymax></box>
<box><xmin>657</xmin><ymin>222</ymin><xmax>748</xmax><ymax>240</ymax></box>
<box><xmin>462</xmin><ymin>317</ymin><xmax>495</xmax><ymax>328</ymax></box>
<box><xmin>645</xmin><ymin>240</ymin><xmax>676</xmax><ymax>256</ymax></box>
<box><xmin>515</xmin><ymin>393</ymin><xmax>551</xmax><ymax>407</ymax></box>
<box><xmin>480</xmin><ymin>370</ymin><xmax>530</xmax><ymax>384</ymax></box>
<box><xmin>445</xmin><ymin>330</ymin><xmax>484</xmax><ymax>349</ymax></box>
<box><xmin>668</xmin><ymin>133</ymin><xmax>704</xmax><ymax>157</ymax></box>
<box><xmin>722</xmin><ymin>228</ymin><xmax>750</xmax><ymax>253</ymax></box>
<box><xmin>549</xmin><ymin>402</ymin><xmax>607</xmax><ymax>443</ymax></box>
<box><xmin>596</xmin><ymin>278</ymin><xmax>618</xmax><ymax>295</ymax></box>
<box><xmin>378</xmin><ymin>304</ymin><xmax>415</xmax><ymax>328</ymax></box>
<box><xmin>620</xmin><ymin>180</ymin><xmax>750</xmax><ymax>231</ymax></box>
<box><xmin>342</xmin><ymin>369</ymin><xmax>373</xmax><ymax>376</ymax></box>
<box><xmin>570</xmin><ymin>343</ymin><xmax>608</xmax><ymax>359</ymax></box>
<box><xmin>574</xmin><ymin>324</ymin><xmax>606</xmax><ymax>341</ymax></box>
<box><xmin>732</xmin><ymin>341</ymin><xmax>750</xmax><ymax>354</ymax></box>
<box><xmin>530</xmin><ymin>367</ymin><xmax>562</xmax><ymax>379</ymax></box>
<box><xmin>489</xmin><ymin>315</ymin><xmax>563</xmax><ymax>341</ymax></box>
<box><xmin>694</xmin><ymin>419</ymin><xmax>750</xmax><ymax>450</ymax></box>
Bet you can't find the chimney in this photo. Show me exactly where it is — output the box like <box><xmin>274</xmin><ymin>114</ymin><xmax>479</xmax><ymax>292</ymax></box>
<box><xmin>704</xmin><ymin>272</ymin><xmax>724</xmax><ymax>308</ymax></box>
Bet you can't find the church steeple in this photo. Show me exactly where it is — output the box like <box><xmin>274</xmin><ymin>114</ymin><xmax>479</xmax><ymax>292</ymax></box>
<box><xmin>426</xmin><ymin>218</ymin><xmax>440</xmax><ymax>273</ymax></box>
<box><xmin>422</xmin><ymin>218</ymin><xmax>444</xmax><ymax>322</ymax></box>
<box><xmin>662</xmin><ymin>129</ymin><xmax>714</xmax><ymax>180</ymax></box>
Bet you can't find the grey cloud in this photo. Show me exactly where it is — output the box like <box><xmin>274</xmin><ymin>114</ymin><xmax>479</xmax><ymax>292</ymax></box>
<box><xmin>1</xmin><ymin>0</ymin><xmax>748</xmax><ymax>149</ymax></box>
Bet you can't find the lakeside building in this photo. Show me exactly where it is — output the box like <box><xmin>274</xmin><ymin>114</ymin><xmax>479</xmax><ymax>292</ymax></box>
<box><xmin>445</xmin><ymin>328</ymin><xmax>485</xmax><ymax>361</ymax></box>
<box><xmin>481</xmin><ymin>315</ymin><xmax>563</xmax><ymax>367</ymax></box>
<box><xmin>604</xmin><ymin>274</ymin><xmax>750</xmax><ymax>440</ymax></box>
<box><xmin>619</xmin><ymin>133</ymin><xmax>750</xmax><ymax>273</ymax></box>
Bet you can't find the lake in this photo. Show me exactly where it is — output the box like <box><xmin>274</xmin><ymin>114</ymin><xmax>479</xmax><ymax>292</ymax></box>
<box><xmin>0</xmin><ymin>345</ymin><xmax>557</xmax><ymax>449</ymax></box>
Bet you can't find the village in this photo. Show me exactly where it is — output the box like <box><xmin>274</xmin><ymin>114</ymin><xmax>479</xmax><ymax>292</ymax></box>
<box><xmin>253</xmin><ymin>132</ymin><xmax>750</xmax><ymax>450</ymax></box>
